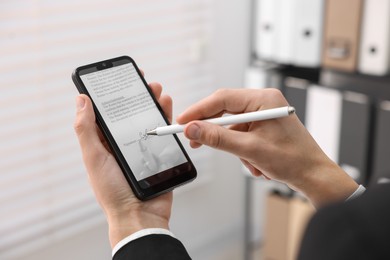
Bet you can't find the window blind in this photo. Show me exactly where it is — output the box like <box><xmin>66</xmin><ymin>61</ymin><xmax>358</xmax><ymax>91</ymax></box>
<box><xmin>0</xmin><ymin>0</ymin><xmax>214</xmax><ymax>258</ymax></box>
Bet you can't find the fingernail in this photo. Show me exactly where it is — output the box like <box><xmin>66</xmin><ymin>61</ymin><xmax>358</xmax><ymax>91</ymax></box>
<box><xmin>76</xmin><ymin>96</ymin><xmax>85</xmax><ymax>111</ymax></box>
<box><xmin>186</xmin><ymin>123</ymin><xmax>200</xmax><ymax>140</ymax></box>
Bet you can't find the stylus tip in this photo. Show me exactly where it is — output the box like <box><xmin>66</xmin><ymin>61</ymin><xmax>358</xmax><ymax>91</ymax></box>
<box><xmin>146</xmin><ymin>129</ymin><xmax>157</xmax><ymax>135</ymax></box>
<box><xmin>288</xmin><ymin>106</ymin><xmax>296</xmax><ymax>115</ymax></box>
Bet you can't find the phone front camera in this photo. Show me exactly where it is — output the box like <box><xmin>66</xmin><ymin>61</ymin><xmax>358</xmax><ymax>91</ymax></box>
<box><xmin>102</xmin><ymin>62</ymin><xmax>106</xmax><ymax>67</ymax></box>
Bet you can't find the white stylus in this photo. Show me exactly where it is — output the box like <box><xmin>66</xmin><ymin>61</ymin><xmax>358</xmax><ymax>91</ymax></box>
<box><xmin>146</xmin><ymin>106</ymin><xmax>295</xmax><ymax>136</ymax></box>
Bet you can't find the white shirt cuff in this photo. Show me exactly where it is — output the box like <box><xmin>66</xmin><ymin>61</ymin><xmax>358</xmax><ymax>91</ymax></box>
<box><xmin>112</xmin><ymin>228</ymin><xmax>175</xmax><ymax>257</ymax></box>
<box><xmin>346</xmin><ymin>184</ymin><xmax>366</xmax><ymax>201</ymax></box>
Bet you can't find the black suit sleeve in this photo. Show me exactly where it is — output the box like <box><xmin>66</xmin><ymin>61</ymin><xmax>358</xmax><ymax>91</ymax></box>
<box><xmin>297</xmin><ymin>203</ymin><xmax>371</xmax><ymax>260</ymax></box>
<box><xmin>113</xmin><ymin>234</ymin><xmax>191</xmax><ymax>260</ymax></box>
<box><xmin>298</xmin><ymin>185</ymin><xmax>390</xmax><ymax>260</ymax></box>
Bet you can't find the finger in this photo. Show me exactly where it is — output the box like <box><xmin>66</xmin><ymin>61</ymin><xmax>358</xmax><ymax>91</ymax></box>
<box><xmin>177</xmin><ymin>88</ymin><xmax>287</xmax><ymax>124</ymax></box>
<box><xmin>140</xmin><ymin>69</ymin><xmax>145</xmax><ymax>77</ymax></box>
<box><xmin>176</xmin><ymin>89</ymin><xmax>255</xmax><ymax>124</ymax></box>
<box><xmin>146</xmin><ymin>81</ymin><xmax>173</xmax><ymax>123</ymax></box>
<box><xmin>183</xmin><ymin>120</ymin><xmax>254</xmax><ymax>158</ymax></box>
<box><xmin>240</xmin><ymin>159</ymin><xmax>271</xmax><ymax>180</ymax></box>
<box><xmin>96</xmin><ymin>125</ymin><xmax>112</xmax><ymax>153</ymax></box>
<box><xmin>229</xmin><ymin>122</ymin><xmax>250</xmax><ymax>132</ymax></box>
<box><xmin>240</xmin><ymin>159</ymin><xmax>263</xmax><ymax>177</ymax></box>
<box><xmin>189</xmin><ymin>140</ymin><xmax>203</xmax><ymax>149</ymax></box>
<box><xmin>148</xmin><ymin>82</ymin><xmax>162</xmax><ymax>100</ymax></box>
<box><xmin>159</xmin><ymin>94</ymin><xmax>173</xmax><ymax>123</ymax></box>
<box><xmin>263</xmin><ymin>175</ymin><xmax>271</xmax><ymax>180</ymax></box>
<box><xmin>73</xmin><ymin>94</ymin><xmax>108</xmax><ymax>165</ymax></box>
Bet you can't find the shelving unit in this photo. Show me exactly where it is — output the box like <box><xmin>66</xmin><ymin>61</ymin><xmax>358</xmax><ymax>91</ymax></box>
<box><xmin>243</xmin><ymin>0</ymin><xmax>390</xmax><ymax>259</ymax></box>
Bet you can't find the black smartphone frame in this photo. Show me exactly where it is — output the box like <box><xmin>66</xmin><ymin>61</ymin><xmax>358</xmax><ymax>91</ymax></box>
<box><xmin>72</xmin><ymin>56</ymin><xmax>196</xmax><ymax>200</ymax></box>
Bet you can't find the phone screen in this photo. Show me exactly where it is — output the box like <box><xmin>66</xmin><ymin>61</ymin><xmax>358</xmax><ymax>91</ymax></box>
<box><xmin>73</xmin><ymin>56</ymin><xmax>196</xmax><ymax>199</ymax></box>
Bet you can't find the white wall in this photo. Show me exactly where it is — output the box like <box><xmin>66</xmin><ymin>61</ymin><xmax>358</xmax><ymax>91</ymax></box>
<box><xmin>175</xmin><ymin>1</ymin><xmax>253</xmax><ymax>256</ymax></box>
<box><xmin>25</xmin><ymin>1</ymin><xmax>252</xmax><ymax>259</ymax></box>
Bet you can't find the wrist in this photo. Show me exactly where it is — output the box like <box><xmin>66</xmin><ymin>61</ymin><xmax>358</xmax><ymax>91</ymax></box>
<box><xmin>290</xmin><ymin>157</ymin><xmax>358</xmax><ymax>208</ymax></box>
<box><xmin>107</xmin><ymin>210</ymin><xmax>170</xmax><ymax>248</ymax></box>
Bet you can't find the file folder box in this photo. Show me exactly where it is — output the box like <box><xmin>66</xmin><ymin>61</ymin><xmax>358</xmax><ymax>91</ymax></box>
<box><xmin>370</xmin><ymin>101</ymin><xmax>390</xmax><ymax>186</ymax></box>
<box><xmin>305</xmin><ymin>85</ymin><xmax>342</xmax><ymax>163</ymax></box>
<box><xmin>338</xmin><ymin>91</ymin><xmax>372</xmax><ymax>184</ymax></box>
<box><xmin>283</xmin><ymin>77</ymin><xmax>309</xmax><ymax>124</ymax></box>
<box><xmin>255</xmin><ymin>0</ymin><xmax>278</xmax><ymax>61</ymax></box>
<box><xmin>293</xmin><ymin>0</ymin><xmax>324</xmax><ymax>68</ymax></box>
<box><xmin>358</xmin><ymin>0</ymin><xmax>390</xmax><ymax>76</ymax></box>
<box><xmin>275</xmin><ymin>0</ymin><xmax>296</xmax><ymax>64</ymax></box>
<box><xmin>322</xmin><ymin>0</ymin><xmax>363</xmax><ymax>72</ymax></box>
<box><xmin>244</xmin><ymin>66</ymin><xmax>268</xmax><ymax>89</ymax></box>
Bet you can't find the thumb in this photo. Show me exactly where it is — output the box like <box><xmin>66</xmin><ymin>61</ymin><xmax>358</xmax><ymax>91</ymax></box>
<box><xmin>73</xmin><ymin>95</ymin><xmax>107</xmax><ymax>164</ymax></box>
<box><xmin>184</xmin><ymin>121</ymin><xmax>250</xmax><ymax>156</ymax></box>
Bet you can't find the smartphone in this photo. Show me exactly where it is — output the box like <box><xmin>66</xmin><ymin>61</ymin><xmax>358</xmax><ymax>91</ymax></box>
<box><xmin>72</xmin><ymin>56</ymin><xmax>196</xmax><ymax>200</ymax></box>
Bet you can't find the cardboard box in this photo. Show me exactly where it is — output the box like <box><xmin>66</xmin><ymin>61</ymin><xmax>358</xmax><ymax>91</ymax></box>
<box><xmin>262</xmin><ymin>193</ymin><xmax>315</xmax><ymax>260</ymax></box>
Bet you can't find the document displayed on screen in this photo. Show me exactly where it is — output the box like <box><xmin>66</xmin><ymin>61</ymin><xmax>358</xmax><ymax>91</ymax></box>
<box><xmin>80</xmin><ymin>63</ymin><xmax>187</xmax><ymax>181</ymax></box>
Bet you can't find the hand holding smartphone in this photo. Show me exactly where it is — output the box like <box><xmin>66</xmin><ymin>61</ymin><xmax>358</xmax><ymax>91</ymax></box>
<box><xmin>72</xmin><ymin>56</ymin><xmax>196</xmax><ymax>200</ymax></box>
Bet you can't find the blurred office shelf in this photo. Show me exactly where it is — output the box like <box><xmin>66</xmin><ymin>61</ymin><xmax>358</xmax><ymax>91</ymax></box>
<box><xmin>244</xmin><ymin>0</ymin><xmax>390</xmax><ymax>259</ymax></box>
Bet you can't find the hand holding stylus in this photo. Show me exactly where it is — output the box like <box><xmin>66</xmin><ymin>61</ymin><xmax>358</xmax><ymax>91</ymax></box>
<box><xmin>147</xmin><ymin>106</ymin><xmax>295</xmax><ymax>136</ymax></box>
<box><xmin>176</xmin><ymin>88</ymin><xmax>358</xmax><ymax>208</ymax></box>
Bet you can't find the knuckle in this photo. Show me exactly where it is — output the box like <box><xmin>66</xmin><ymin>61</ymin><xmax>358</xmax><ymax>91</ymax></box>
<box><xmin>73</xmin><ymin>118</ymin><xmax>85</xmax><ymax>135</ymax></box>
<box><xmin>214</xmin><ymin>88</ymin><xmax>229</xmax><ymax>97</ymax></box>
<box><xmin>266</xmin><ymin>88</ymin><xmax>283</xmax><ymax>98</ymax></box>
<box><xmin>205</xmin><ymin>127</ymin><xmax>223</xmax><ymax>149</ymax></box>
<box><xmin>265</xmin><ymin>89</ymin><xmax>287</xmax><ymax>104</ymax></box>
